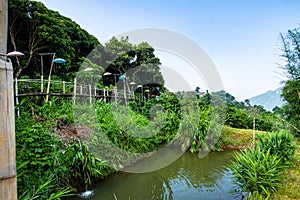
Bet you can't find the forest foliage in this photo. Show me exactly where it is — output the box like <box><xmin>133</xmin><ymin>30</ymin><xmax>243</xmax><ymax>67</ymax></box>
<box><xmin>279</xmin><ymin>25</ymin><xmax>300</xmax><ymax>136</ymax></box>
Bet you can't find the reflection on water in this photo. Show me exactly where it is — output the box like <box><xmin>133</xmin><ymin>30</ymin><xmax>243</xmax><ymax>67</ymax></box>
<box><xmin>79</xmin><ymin>151</ymin><xmax>241</xmax><ymax>200</ymax></box>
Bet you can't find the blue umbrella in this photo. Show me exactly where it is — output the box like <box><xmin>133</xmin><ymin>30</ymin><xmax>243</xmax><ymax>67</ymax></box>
<box><xmin>53</xmin><ymin>58</ymin><xmax>66</xmax><ymax>64</ymax></box>
<box><xmin>119</xmin><ymin>75</ymin><xmax>126</xmax><ymax>80</ymax></box>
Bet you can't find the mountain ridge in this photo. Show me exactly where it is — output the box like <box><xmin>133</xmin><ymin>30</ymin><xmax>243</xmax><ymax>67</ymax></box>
<box><xmin>248</xmin><ymin>87</ymin><xmax>285</xmax><ymax>111</ymax></box>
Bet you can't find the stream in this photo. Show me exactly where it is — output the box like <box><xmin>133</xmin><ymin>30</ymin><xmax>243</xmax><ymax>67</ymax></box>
<box><xmin>80</xmin><ymin>151</ymin><xmax>242</xmax><ymax>200</ymax></box>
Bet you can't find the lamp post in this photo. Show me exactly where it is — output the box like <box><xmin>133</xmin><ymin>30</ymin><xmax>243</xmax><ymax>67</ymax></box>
<box><xmin>129</xmin><ymin>81</ymin><xmax>136</xmax><ymax>97</ymax></box>
<box><xmin>39</xmin><ymin>53</ymin><xmax>55</xmax><ymax>93</ymax></box>
<box><xmin>45</xmin><ymin>57</ymin><xmax>66</xmax><ymax>103</ymax></box>
<box><xmin>6</xmin><ymin>51</ymin><xmax>24</xmax><ymax>118</ymax></box>
<box><xmin>137</xmin><ymin>85</ymin><xmax>143</xmax><ymax>102</ymax></box>
<box><xmin>103</xmin><ymin>72</ymin><xmax>117</xmax><ymax>100</ymax></box>
<box><xmin>103</xmin><ymin>72</ymin><xmax>114</xmax><ymax>86</ymax></box>
<box><xmin>45</xmin><ymin>53</ymin><xmax>56</xmax><ymax>102</ymax></box>
<box><xmin>119</xmin><ymin>74</ymin><xmax>127</xmax><ymax>105</ymax></box>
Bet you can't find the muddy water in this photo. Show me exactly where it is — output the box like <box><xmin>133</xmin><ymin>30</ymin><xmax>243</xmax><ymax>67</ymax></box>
<box><xmin>86</xmin><ymin>151</ymin><xmax>242</xmax><ymax>200</ymax></box>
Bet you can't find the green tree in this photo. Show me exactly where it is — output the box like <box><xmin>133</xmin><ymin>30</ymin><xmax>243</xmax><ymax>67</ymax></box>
<box><xmin>279</xmin><ymin>25</ymin><xmax>300</xmax><ymax>136</ymax></box>
<box><xmin>8</xmin><ymin>0</ymin><xmax>99</xmax><ymax>79</ymax></box>
<box><xmin>103</xmin><ymin>36</ymin><xmax>164</xmax><ymax>86</ymax></box>
<box><xmin>281</xmin><ymin>79</ymin><xmax>300</xmax><ymax>135</ymax></box>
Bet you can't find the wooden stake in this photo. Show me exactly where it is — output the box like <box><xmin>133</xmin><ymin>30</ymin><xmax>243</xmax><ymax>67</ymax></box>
<box><xmin>73</xmin><ymin>78</ymin><xmax>76</xmax><ymax>105</ymax></box>
<box><xmin>89</xmin><ymin>85</ymin><xmax>92</xmax><ymax>104</ymax></box>
<box><xmin>62</xmin><ymin>81</ymin><xmax>65</xmax><ymax>94</ymax></box>
<box><xmin>14</xmin><ymin>78</ymin><xmax>19</xmax><ymax>117</ymax></box>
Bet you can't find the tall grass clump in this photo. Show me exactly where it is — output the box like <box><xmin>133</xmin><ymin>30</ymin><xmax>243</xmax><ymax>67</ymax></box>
<box><xmin>230</xmin><ymin>148</ymin><xmax>285</xmax><ymax>199</ymax></box>
<box><xmin>230</xmin><ymin>130</ymin><xmax>296</xmax><ymax>199</ymax></box>
<box><xmin>257</xmin><ymin>130</ymin><xmax>296</xmax><ymax>165</ymax></box>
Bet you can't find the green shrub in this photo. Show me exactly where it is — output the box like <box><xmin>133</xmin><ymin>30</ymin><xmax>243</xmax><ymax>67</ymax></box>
<box><xmin>230</xmin><ymin>148</ymin><xmax>286</xmax><ymax>199</ymax></box>
<box><xmin>257</xmin><ymin>130</ymin><xmax>296</xmax><ymax>165</ymax></box>
<box><xmin>55</xmin><ymin>141</ymin><xmax>113</xmax><ymax>191</ymax></box>
<box><xmin>230</xmin><ymin>130</ymin><xmax>296</xmax><ymax>198</ymax></box>
<box><xmin>16</xmin><ymin>122</ymin><xmax>73</xmax><ymax>199</ymax></box>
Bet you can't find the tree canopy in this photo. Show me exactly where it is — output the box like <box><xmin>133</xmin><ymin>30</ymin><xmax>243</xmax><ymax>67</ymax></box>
<box><xmin>103</xmin><ymin>36</ymin><xmax>164</xmax><ymax>87</ymax></box>
<box><xmin>8</xmin><ymin>0</ymin><xmax>100</xmax><ymax>80</ymax></box>
<box><xmin>279</xmin><ymin>25</ymin><xmax>300</xmax><ymax>136</ymax></box>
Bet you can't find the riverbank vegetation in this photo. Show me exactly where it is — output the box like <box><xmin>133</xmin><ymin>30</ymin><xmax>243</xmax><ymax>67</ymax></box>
<box><xmin>229</xmin><ymin>24</ymin><xmax>300</xmax><ymax>199</ymax></box>
<box><xmin>15</xmin><ymin>90</ymin><xmax>291</xmax><ymax>199</ymax></box>
<box><xmin>273</xmin><ymin>138</ymin><xmax>300</xmax><ymax>200</ymax></box>
<box><xmin>230</xmin><ymin>131</ymin><xmax>297</xmax><ymax>199</ymax></box>
<box><xmin>8</xmin><ymin>0</ymin><xmax>299</xmax><ymax>199</ymax></box>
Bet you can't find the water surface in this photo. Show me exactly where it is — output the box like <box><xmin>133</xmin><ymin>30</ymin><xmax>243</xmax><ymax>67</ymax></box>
<box><xmin>86</xmin><ymin>151</ymin><xmax>241</xmax><ymax>200</ymax></box>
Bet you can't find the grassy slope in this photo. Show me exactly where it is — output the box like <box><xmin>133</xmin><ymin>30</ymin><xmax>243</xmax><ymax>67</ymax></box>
<box><xmin>220</xmin><ymin>125</ymin><xmax>266</xmax><ymax>150</ymax></box>
<box><xmin>273</xmin><ymin>138</ymin><xmax>300</xmax><ymax>200</ymax></box>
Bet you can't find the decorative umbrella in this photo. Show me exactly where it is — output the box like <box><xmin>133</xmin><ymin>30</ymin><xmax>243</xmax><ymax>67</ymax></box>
<box><xmin>83</xmin><ymin>68</ymin><xmax>94</xmax><ymax>72</ymax></box>
<box><xmin>103</xmin><ymin>72</ymin><xmax>112</xmax><ymax>76</ymax></box>
<box><xmin>119</xmin><ymin>75</ymin><xmax>126</xmax><ymax>80</ymax></box>
<box><xmin>7</xmin><ymin>51</ymin><xmax>24</xmax><ymax>57</ymax></box>
<box><xmin>53</xmin><ymin>58</ymin><xmax>66</xmax><ymax>64</ymax></box>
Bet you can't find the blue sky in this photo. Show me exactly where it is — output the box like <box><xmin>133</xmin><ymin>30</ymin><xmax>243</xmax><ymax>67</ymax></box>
<box><xmin>39</xmin><ymin>0</ymin><xmax>300</xmax><ymax>101</ymax></box>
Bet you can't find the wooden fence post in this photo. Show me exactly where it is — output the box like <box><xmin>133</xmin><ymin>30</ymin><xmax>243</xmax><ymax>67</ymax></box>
<box><xmin>73</xmin><ymin>78</ymin><xmax>76</xmax><ymax>105</ymax></box>
<box><xmin>89</xmin><ymin>85</ymin><xmax>92</xmax><ymax>104</ymax></box>
<box><xmin>40</xmin><ymin>75</ymin><xmax>43</xmax><ymax>92</ymax></box>
<box><xmin>62</xmin><ymin>81</ymin><xmax>65</xmax><ymax>94</ymax></box>
<box><xmin>103</xmin><ymin>89</ymin><xmax>106</xmax><ymax>102</ymax></box>
<box><xmin>14</xmin><ymin>78</ymin><xmax>19</xmax><ymax>117</ymax></box>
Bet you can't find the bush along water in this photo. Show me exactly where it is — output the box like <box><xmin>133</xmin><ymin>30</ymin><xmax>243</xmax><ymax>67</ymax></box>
<box><xmin>15</xmin><ymin>97</ymin><xmax>114</xmax><ymax>199</ymax></box>
<box><xmin>230</xmin><ymin>130</ymin><xmax>296</xmax><ymax>199</ymax></box>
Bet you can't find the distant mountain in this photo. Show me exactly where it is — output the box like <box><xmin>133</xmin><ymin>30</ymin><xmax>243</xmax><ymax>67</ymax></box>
<box><xmin>249</xmin><ymin>87</ymin><xmax>285</xmax><ymax>111</ymax></box>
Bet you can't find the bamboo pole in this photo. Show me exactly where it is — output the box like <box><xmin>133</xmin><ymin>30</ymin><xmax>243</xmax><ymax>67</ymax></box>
<box><xmin>0</xmin><ymin>0</ymin><xmax>17</xmax><ymax>199</ymax></box>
